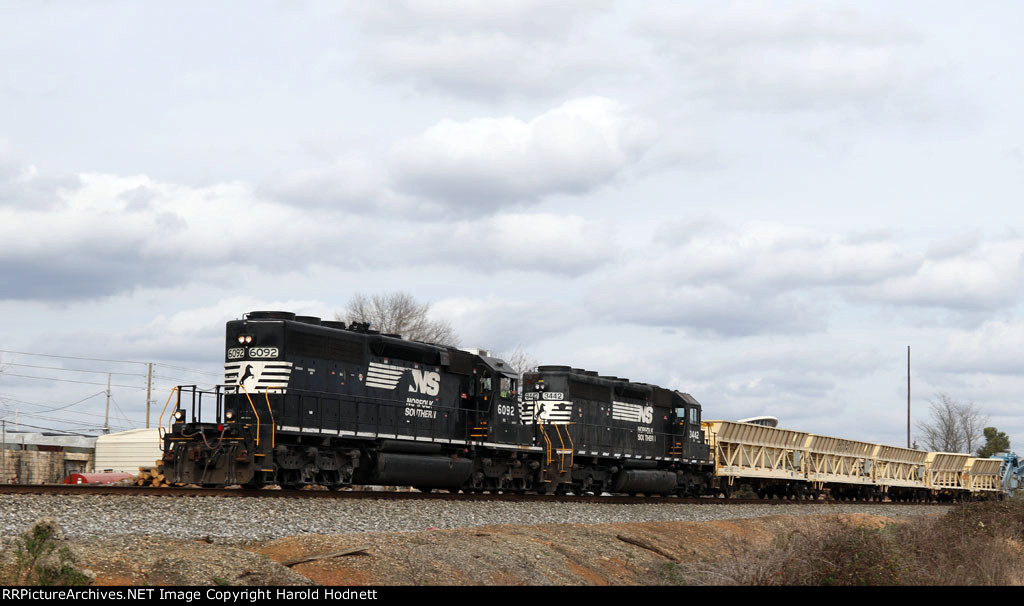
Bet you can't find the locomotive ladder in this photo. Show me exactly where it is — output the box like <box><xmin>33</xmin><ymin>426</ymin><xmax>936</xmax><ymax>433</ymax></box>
<box><xmin>538</xmin><ymin>422</ymin><xmax>574</xmax><ymax>474</ymax></box>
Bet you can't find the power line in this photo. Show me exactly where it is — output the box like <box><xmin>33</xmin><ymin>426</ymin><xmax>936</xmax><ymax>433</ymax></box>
<box><xmin>0</xmin><ymin>401</ymin><xmax>134</xmax><ymax>429</ymax></box>
<box><xmin>1</xmin><ymin>372</ymin><xmax>147</xmax><ymax>391</ymax></box>
<box><xmin>108</xmin><ymin>395</ymin><xmax>133</xmax><ymax>429</ymax></box>
<box><xmin>0</xmin><ymin>349</ymin><xmax>148</xmax><ymax>366</ymax></box>
<box><xmin>1</xmin><ymin>391</ymin><xmax>107</xmax><ymax>414</ymax></box>
<box><xmin>0</xmin><ymin>391</ymin><xmax>101</xmax><ymax>408</ymax></box>
<box><xmin>3</xmin><ymin>362</ymin><xmax>146</xmax><ymax>378</ymax></box>
<box><xmin>0</xmin><ymin>392</ymin><xmax>137</xmax><ymax>431</ymax></box>
<box><xmin>0</xmin><ymin>349</ymin><xmax>221</xmax><ymax>377</ymax></box>
<box><xmin>1</xmin><ymin>420</ymin><xmax>99</xmax><ymax>437</ymax></box>
<box><xmin>7</xmin><ymin>411</ymin><xmax>130</xmax><ymax>433</ymax></box>
<box><xmin>152</xmin><ymin>374</ymin><xmax>220</xmax><ymax>384</ymax></box>
<box><xmin>153</xmin><ymin>362</ymin><xmax>221</xmax><ymax>378</ymax></box>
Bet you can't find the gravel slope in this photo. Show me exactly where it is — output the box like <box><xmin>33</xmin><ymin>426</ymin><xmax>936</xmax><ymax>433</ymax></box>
<box><xmin>0</xmin><ymin>494</ymin><xmax>948</xmax><ymax>540</ymax></box>
<box><xmin>0</xmin><ymin>513</ymin><xmax>918</xmax><ymax>586</ymax></box>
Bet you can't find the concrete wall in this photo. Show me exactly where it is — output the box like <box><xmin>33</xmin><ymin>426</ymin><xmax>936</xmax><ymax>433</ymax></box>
<box><xmin>0</xmin><ymin>448</ymin><xmax>94</xmax><ymax>484</ymax></box>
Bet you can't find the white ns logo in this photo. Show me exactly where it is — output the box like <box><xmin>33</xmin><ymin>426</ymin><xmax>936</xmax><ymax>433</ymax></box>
<box><xmin>409</xmin><ymin>369</ymin><xmax>440</xmax><ymax>396</ymax></box>
<box><xmin>641</xmin><ymin>406</ymin><xmax>653</xmax><ymax>424</ymax></box>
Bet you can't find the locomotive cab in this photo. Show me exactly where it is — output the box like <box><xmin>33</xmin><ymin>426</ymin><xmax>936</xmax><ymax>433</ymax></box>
<box><xmin>668</xmin><ymin>391</ymin><xmax>710</xmax><ymax>462</ymax></box>
<box><xmin>467</xmin><ymin>354</ymin><xmax>526</xmax><ymax>445</ymax></box>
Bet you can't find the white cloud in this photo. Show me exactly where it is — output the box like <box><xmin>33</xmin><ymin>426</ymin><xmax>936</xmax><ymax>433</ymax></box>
<box><xmin>0</xmin><ymin>171</ymin><xmax>374</xmax><ymax>300</ymax></box>
<box><xmin>361</xmin><ymin>33</ymin><xmax>617</xmax><ymax>101</ymax></box>
<box><xmin>349</xmin><ymin>0</ymin><xmax>610</xmax><ymax>39</ymax></box>
<box><xmin>592</xmin><ymin>281</ymin><xmax>823</xmax><ymax>337</ymax></box>
<box><xmin>389</xmin><ymin>97</ymin><xmax>656</xmax><ymax>210</ymax></box>
<box><xmin>924</xmin><ymin>320</ymin><xmax>1024</xmax><ymax>377</ymax></box>
<box><xmin>635</xmin><ymin>2</ymin><xmax>913</xmax><ymax>49</ymax></box>
<box><xmin>0</xmin><ymin>139</ymin><xmax>80</xmax><ymax>208</ymax></box>
<box><xmin>432</xmin><ymin>296</ymin><xmax>578</xmax><ymax>352</ymax></box>
<box><xmin>411</xmin><ymin>212</ymin><xmax>617</xmax><ymax>275</ymax></box>
<box><xmin>0</xmin><ymin>139</ymin><xmax>629</xmax><ymax>302</ymax></box>
<box><xmin>350</xmin><ymin>0</ymin><xmax>617</xmax><ymax>100</ymax></box>
<box><xmin>107</xmin><ymin>296</ymin><xmax>327</xmax><ymax>362</ymax></box>
<box><xmin>259</xmin><ymin>154</ymin><xmax>386</xmax><ymax>209</ymax></box>
<box><xmin>633</xmin><ymin>1</ymin><xmax>930</xmax><ymax>112</ymax></box>
<box><xmin>594</xmin><ymin>220</ymin><xmax>1024</xmax><ymax>335</ymax></box>
<box><xmin>856</xmin><ymin>239</ymin><xmax>1024</xmax><ymax>311</ymax></box>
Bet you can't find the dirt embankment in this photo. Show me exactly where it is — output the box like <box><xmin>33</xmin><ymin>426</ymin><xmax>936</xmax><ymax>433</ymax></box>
<box><xmin>20</xmin><ymin>513</ymin><xmax>894</xmax><ymax>586</ymax></box>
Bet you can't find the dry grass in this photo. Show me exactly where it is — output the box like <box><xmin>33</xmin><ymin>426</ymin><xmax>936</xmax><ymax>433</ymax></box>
<box><xmin>671</xmin><ymin>500</ymin><xmax>1024</xmax><ymax>586</ymax></box>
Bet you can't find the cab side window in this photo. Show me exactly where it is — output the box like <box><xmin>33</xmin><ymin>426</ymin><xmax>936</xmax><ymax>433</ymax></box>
<box><xmin>500</xmin><ymin>377</ymin><xmax>514</xmax><ymax>398</ymax></box>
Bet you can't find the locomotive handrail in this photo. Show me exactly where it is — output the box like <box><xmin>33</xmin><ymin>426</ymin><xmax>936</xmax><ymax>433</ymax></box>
<box><xmin>264</xmin><ymin>388</ymin><xmax>279</xmax><ymax>449</ymax></box>
<box><xmin>554</xmin><ymin>424</ymin><xmax>573</xmax><ymax>472</ymax></box>
<box><xmin>538</xmin><ymin>421</ymin><xmax>553</xmax><ymax>465</ymax></box>
<box><xmin>156</xmin><ymin>386</ymin><xmax>181</xmax><ymax>451</ymax></box>
<box><xmin>563</xmin><ymin>424</ymin><xmax>575</xmax><ymax>468</ymax></box>
<box><xmin>239</xmin><ymin>384</ymin><xmax>262</xmax><ymax>447</ymax></box>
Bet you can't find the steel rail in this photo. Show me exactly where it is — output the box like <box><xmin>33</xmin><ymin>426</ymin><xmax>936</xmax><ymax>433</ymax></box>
<box><xmin>0</xmin><ymin>484</ymin><xmax>955</xmax><ymax>505</ymax></box>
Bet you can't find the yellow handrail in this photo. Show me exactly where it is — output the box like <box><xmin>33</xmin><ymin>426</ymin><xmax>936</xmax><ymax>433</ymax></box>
<box><xmin>263</xmin><ymin>388</ymin><xmax>279</xmax><ymax>449</ymax></box>
<box><xmin>553</xmin><ymin>425</ymin><xmax>567</xmax><ymax>472</ymax></box>
<box><xmin>240</xmin><ymin>385</ymin><xmax>261</xmax><ymax>447</ymax></box>
<box><xmin>563</xmin><ymin>424</ymin><xmax>574</xmax><ymax>470</ymax></box>
<box><xmin>157</xmin><ymin>386</ymin><xmax>181</xmax><ymax>443</ymax></box>
<box><xmin>538</xmin><ymin>421</ymin><xmax>553</xmax><ymax>466</ymax></box>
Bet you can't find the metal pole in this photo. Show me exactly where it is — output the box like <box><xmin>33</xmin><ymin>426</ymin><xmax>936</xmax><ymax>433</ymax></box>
<box><xmin>104</xmin><ymin>373</ymin><xmax>111</xmax><ymax>435</ymax></box>
<box><xmin>2</xmin><ymin>420</ymin><xmax>5</xmax><ymax>483</ymax></box>
<box><xmin>146</xmin><ymin>363</ymin><xmax>153</xmax><ymax>429</ymax></box>
<box><xmin>907</xmin><ymin>345</ymin><xmax>911</xmax><ymax>448</ymax></box>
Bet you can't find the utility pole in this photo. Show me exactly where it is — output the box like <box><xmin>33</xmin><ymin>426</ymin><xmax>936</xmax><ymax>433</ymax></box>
<box><xmin>104</xmin><ymin>373</ymin><xmax>111</xmax><ymax>435</ymax></box>
<box><xmin>907</xmin><ymin>346</ymin><xmax>911</xmax><ymax>449</ymax></box>
<box><xmin>145</xmin><ymin>363</ymin><xmax>153</xmax><ymax>429</ymax></box>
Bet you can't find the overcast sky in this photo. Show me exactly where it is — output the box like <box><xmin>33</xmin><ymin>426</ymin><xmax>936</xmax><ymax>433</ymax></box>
<box><xmin>0</xmin><ymin>1</ymin><xmax>1022</xmax><ymax>452</ymax></box>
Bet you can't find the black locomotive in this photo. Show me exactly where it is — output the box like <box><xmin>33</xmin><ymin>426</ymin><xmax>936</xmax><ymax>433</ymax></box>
<box><xmin>161</xmin><ymin>311</ymin><xmax>713</xmax><ymax>494</ymax></box>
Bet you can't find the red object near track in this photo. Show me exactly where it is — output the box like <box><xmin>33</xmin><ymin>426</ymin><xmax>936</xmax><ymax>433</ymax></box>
<box><xmin>62</xmin><ymin>472</ymin><xmax>133</xmax><ymax>485</ymax></box>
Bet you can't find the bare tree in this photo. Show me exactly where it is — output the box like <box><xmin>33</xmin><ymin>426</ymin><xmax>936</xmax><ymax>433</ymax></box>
<box><xmin>915</xmin><ymin>393</ymin><xmax>988</xmax><ymax>453</ymax></box>
<box><xmin>495</xmin><ymin>346</ymin><xmax>539</xmax><ymax>381</ymax></box>
<box><xmin>337</xmin><ymin>292</ymin><xmax>459</xmax><ymax>347</ymax></box>
<box><xmin>959</xmin><ymin>400</ymin><xmax>988</xmax><ymax>455</ymax></box>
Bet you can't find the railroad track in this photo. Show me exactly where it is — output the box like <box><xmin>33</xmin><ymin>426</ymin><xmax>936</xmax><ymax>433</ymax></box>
<box><xmin>0</xmin><ymin>484</ymin><xmax>953</xmax><ymax>505</ymax></box>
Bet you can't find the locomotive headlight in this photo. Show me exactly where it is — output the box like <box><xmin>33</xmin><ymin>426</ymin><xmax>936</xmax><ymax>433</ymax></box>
<box><xmin>244</xmin><ymin>335</ymin><xmax>253</xmax><ymax>344</ymax></box>
<box><xmin>225</xmin><ymin>410</ymin><xmax>235</xmax><ymax>421</ymax></box>
<box><xmin>174</xmin><ymin>409</ymin><xmax>185</xmax><ymax>422</ymax></box>
<box><xmin>237</xmin><ymin>336</ymin><xmax>246</xmax><ymax>344</ymax></box>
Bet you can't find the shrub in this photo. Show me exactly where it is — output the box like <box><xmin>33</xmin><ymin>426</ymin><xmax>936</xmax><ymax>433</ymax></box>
<box><xmin>682</xmin><ymin>500</ymin><xmax>1024</xmax><ymax>586</ymax></box>
<box><xmin>4</xmin><ymin>518</ymin><xmax>90</xmax><ymax>586</ymax></box>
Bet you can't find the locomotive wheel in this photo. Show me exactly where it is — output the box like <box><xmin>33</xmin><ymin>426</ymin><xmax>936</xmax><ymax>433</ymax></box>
<box><xmin>243</xmin><ymin>470</ymin><xmax>266</xmax><ymax>490</ymax></box>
